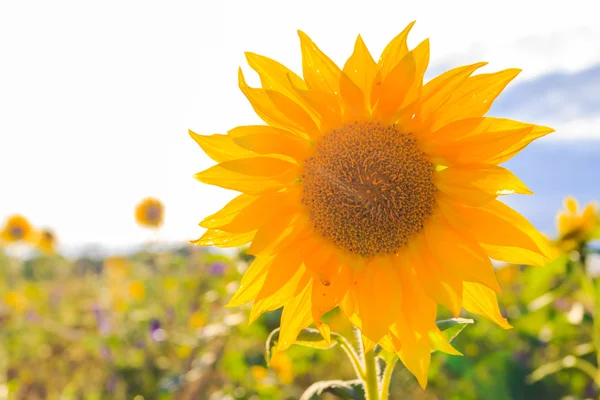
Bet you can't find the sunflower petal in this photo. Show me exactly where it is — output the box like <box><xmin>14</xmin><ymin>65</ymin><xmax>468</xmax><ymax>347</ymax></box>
<box><xmin>420</xmin><ymin>62</ymin><xmax>488</xmax><ymax>122</ymax></box>
<box><xmin>396</xmin><ymin>255</ymin><xmax>437</xmax><ymax>334</ymax></box>
<box><xmin>227</xmin><ymin>255</ymin><xmax>273</xmax><ymax>307</ymax></box>
<box><xmin>238</xmin><ymin>68</ymin><xmax>320</xmax><ymax>138</ymax></box>
<box><xmin>200</xmin><ymin>194</ymin><xmax>256</xmax><ymax>229</ymax></box>
<box><xmin>297</xmin><ymin>31</ymin><xmax>367</xmax><ymax>122</ymax></box>
<box><xmin>430</xmin><ymin>68</ymin><xmax>522</xmax><ymax>130</ymax></box>
<box><xmin>393</xmin><ymin>316</ymin><xmax>431</xmax><ymax>389</ymax></box>
<box><xmin>288</xmin><ymin>84</ymin><xmax>343</xmax><ymax>132</ymax></box>
<box><xmin>191</xmin><ymin>229</ymin><xmax>255</xmax><ymax>248</ymax></box>
<box><xmin>232</xmin><ymin>128</ymin><xmax>312</xmax><ymax>162</ymax></box>
<box><xmin>372</xmin><ymin>39</ymin><xmax>429</xmax><ymax>123</ymax></box>
<box><xmin>409</xmin><ymin>236</ymin><xmax>463</xmax><ymax>316</ymax></box>
<box><xmin>439</xmin><ymin>196</ymin><xmax>547</xmax><ymax>257</ymax></box>
<box><xmin>194</xmin><ymin>157</ymin><xmax>298</xmax><ymax>194</ymax></box>
<box><xmin>434</xmin><ymin>164</ymin><xmax>532</xmax><ymax>206</ymax></box>
<box><xmin>244</xmin><ymin>52</ymin><xmax>318</xmax><ymax>121</ymax></box>
<box><xmin>463</xmin><ymin>282</ymin><xmax>512</xmax><ymax>329</ymax></box>
<box><xmin>277</xmin><ymin>281</ymin><xmax>314</xmax><ymax>351</ymax></box>
<box><xmin>311</xmin><ymin>262</ymin><xmax>351</xmax><ymax>322</ymax></box>
<box><xmin>480</xmin><ymin>244</ymin><xmax>547</xmax><ymax>267</ymax></box>
<box><xmin>425</xmin><ymin>214</ymin><xmax>501</xmax><ymax>293</ymax></box>
<box><xmin>377</xmin><ymin>21</ymin><xmax>416</xmax><ymax>79</ymax></box>
<box><xmin>250</xmin><ymin>265</ymin><xmax>311</xmax><ymax>323</ymax></box>
<box><xmin>189</xmin><ymin>131</ymin><xmax>255</xmax><ymax>162</ymax></box>
<box><xmin>343</xmin><ymin>34</ymin><xmax>377</xmax><ymax>107</ymax></box>
<box><xmin>248</xmin><ymin>207</ymin><xmax>300</xmax><ymax>255</ymax></box>
<box><xmin>423</xmin><ymin>117</ymin><xmax>554</xmax><ymax>165</ymax></box>
<box><xmin>217</xmin><ymin>191</ymin><xmax>297</xmax><ymax>233</ymax></box>
<box><xmin>256</xmin><ymin>244</ymin><xmax>306</xmax><ymax>301</ymax></box>
<box><xmin>355</xmin><ymin>257</ymin><xmax>402</xmax><ymax>342</ymax></box>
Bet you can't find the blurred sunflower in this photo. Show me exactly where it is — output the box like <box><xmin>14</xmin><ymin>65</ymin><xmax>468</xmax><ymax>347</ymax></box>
<box><xmin>190</xmin><ymin>23</ymin><xmax>553</xmax><ymax>387</ymax></box>
<box><xmin>0</xmin><ymin>215</ymin><xmax>35</xmax><ymax>244</ymax></box>
<box><xmin>135</xmin><ymin>197</ymin><xmax>164</xmax><ymax>228</ymax></box>
<box><xmin>35</xmin><ymin>229</ymin><xmax>57</xmax><ymax>255</ymax></box>
<box><xmin>556</xmin><ymin>197</ymin><xmax>598</xmax><ymax>250</ymax></box>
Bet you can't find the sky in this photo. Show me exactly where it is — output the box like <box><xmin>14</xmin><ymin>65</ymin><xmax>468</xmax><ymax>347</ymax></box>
<box><xmin>1</xmin><ymin>0</ymin><xmax>599</xmax><ymax>256</ymax></box>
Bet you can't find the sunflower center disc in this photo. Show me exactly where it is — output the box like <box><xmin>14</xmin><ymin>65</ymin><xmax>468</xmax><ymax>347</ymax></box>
<box><xmin>10</xmin><ymin>226</ymin><xmax>24</xmax><ymax>240</ymax></box>
<box><xmin>302</xmin><ymin>122</ymin><xmax>437</xmax><ymax>257</ymax></box>
<box><xmin>145</xmin><ymin>206</ymin><xmax>161</xmax><ymax>223</ymax></box>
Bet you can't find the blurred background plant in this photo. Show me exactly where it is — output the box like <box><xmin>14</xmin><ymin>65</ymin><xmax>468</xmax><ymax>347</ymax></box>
<box><xmin>0</xmin><ymin>197</ymin><xmax>599</xmax><ymax>399</ymax></box>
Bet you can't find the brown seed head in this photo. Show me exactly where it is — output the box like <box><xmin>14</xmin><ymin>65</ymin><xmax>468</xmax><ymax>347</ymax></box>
<box><xmin>302</xmin><ymin>122</ymin><xmax>437</xmax><ymax>257</ymax></box>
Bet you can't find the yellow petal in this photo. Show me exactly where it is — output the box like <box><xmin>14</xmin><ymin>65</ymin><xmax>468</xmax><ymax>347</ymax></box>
<box><xmin>277</xmin><ymin>281</ymin><xmax>313</xmax><ymax>351</ymax></box>
<box><xmin>189</xmin><ymin>130</ymin><xmax>254</xmax><ymax>162</ymax></box>
<box><xmin>191</xmin><ymin>229</ymin><xmax>255</xmax><ymax>248</ymax></box>
<box><xmin>409</xmin><ymin>236</ymin><xmax>463</xmax><ymax>316</ymax></box>
<box><xmin>439</xmin><ymin>196</ymin><xmax>547</xmax><ymax>257</ymax></box>
<box><xmin>256</xmin><ymin>244</ymin><xmax>306</xmax><ymax>301</ymax></box>
<box><xmin>250</xmin><ymin>266</ymin><xmax>311</xmax><ymax>323</ymax></box>
<box><xmin>463</xmin><ymin>282</ymin><xmax>512</xmax><ymax>329</ymax></box>
<box><xmin>430</xmin><ymin>68</ymin><xmax>522</xmax><ymax>131</ymax></box>
<box><xmin>343</xmin><ymin>34</ymin><xmax>377</xmax><ymax>107</ymax></box>
<box><xmin>227</xmin><ymin>254</ymin><xmax>273</xmax><ymax>307</ymax></box>
<box><xmin>311</xmin><ymin>262</ymin><xmax>351</xmax><ymax>322</ymax></box>
<box><xmin>289</xmin><ymin>85</ymin><xmax>343</xmax><ymax>132</ymax></box>
<box><xmin>393</xmin><ymin>315</ymin><xmax>431</xmax><ymax>389</ymax></box>
<box><xmin>248</xmin><ymin>207</ymin><xmax>300</xmax><ymax>255</ymax></box>
<box><xmin>297</xmin><ymin>31</ymin><xmax>367</xmax><ymax>122</ymax></box>
<box><xmin>232</xmin><ymin>127</ymin><xmax>312</xmax><ymax>162</ymax></box>
<box><xmin>425</xmin><ymin>214</ymin><xmax>501</xmax><ymax>293</ymax></box>
<box><xmin>480</xmin><ymin>244</ymin><xmax>547</xmax><ymax>267</ymax></box>
<box><xmin>372</xmin><ymin>39</ymin><xmax>429</xmax><ymax>123</ymax></box>
<box><xmin>433</xmin><ymin>164</ymin><xmax>532</xmax><ymax>206</ymax></box>
<box><xmin>200</xmin><ymin>194</ymin><xmax>256</xmax><ymax>229</ymax></box>
<box><xmin>217</xmin><ymin>190</ymin><xmax>298</xmax><ymax>233</ymax></box>
<box><xmin>486</xmin><ymin>200</ymin><xmax>554</xmax><ymax>258</ymax></box>
<box><xmin>238</xmin><ymin>68</ymin><xmax>320</xmax><ymax>138</ymax></box>
<box><xmin>194</xmin><ymin>157</ymin><xmax>298</xmax><ymax>195</ymax></box>
<box><xmin>420</xmin><ymin>62</ymin><xmax>488</xmax><ymax>122</ymax></box>
<box><xmin>354</xmin><ymin>257</ymin><xmax>402</xmax><ymax>343</ymax></box>
<box><xmin>244</xmin><ymin>52</ymin><xmax>319</xmax><ymax>121</ymax></box>
<box><xmin>376</xmin><ymin>21</ymin><xmax>416</xmax><ymax>80</ymax></box>
<box><xmin>423</xmin><ymin>117</ymin><xmax>553</xmax><ymax>165</ymax></box>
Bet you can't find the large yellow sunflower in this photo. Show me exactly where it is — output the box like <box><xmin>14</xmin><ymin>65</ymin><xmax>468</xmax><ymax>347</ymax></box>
<box><xmin>189</xmin><ymin>23</ymin><xmax>554</xmax><ymax>387</ymax></box>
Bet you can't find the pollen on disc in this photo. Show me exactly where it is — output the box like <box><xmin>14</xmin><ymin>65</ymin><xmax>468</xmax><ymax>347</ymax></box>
<box><xmin>302</xmin><ymin>122</ymin><xmax>437</xmax><ymax>257</ymax></box>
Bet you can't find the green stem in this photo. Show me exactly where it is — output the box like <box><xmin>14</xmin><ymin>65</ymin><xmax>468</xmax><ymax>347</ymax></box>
<box><xmin>380</xmin><ymin>357</ymin><xmax>398</xmax><ymax>400</ymax></box>
<box><xmin>364</xmin><ymin>350</ymin><xmax>379</xmax><ymax>400</ymax></box>
<box><xmin>339</xmin><ymin>338</ymin><xmax>365</xmax><ymax>379</ymax></box>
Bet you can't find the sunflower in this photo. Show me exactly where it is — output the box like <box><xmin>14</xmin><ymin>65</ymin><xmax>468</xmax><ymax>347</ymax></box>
<box><xmin>189</xmin><ymin>22</ymin><xmax>553</xmax><ymax>387</ymax></box>
<box><xmin>0</xmin><ymin>214</ymin><xmax>35</xmax><ymax>244</ymax></box>
<box><xmin>35</xmin><ymin>229</ymin><xmax>57</xmax><ymax>255</ymax></box>
<box><xmin>135</xmin><ymin>197</ymin><xmax>164</xmax><ymax>228</ymax></box>
<box><xmin>556</xmin><ymin>197</ymin><xmax>598</xmax><ymax>250</ymax></box>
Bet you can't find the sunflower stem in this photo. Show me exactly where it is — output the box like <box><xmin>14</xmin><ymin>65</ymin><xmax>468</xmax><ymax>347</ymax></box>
<box><xmin>379</xmin><ymin>357</ymin><xmax>398</xmax><ymax>399</ymax></box>
<box><xmin>338</xmin><ymin>338</ymin><xmax>366</xmax><ymax>379</ymax></box>
<box><xmin>363</xmin><ymin>350</ymin><xmax>380</xmax><ymax>400</ymax></box>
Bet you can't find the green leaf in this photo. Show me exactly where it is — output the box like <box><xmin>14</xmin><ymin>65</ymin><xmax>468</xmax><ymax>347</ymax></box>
<box><xmin>436</xmin><ymin>318</ymin><xmax>474</xmax><ymax>343</ymax></box>
<box><xmin>265</xmin><ymin>327</ymin><xmax>337</xmax><ymax>365</ymax></box>
<box><xmin>300</xmin><ymin>379</ymin><xmax>365</xmax><ymax>400</ymax></box>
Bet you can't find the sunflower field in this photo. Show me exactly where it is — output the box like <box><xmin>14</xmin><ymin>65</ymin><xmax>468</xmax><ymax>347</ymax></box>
<box><xmin>2</xmin><ymin>5</ymin><xmax>600</xmax><ymax>399</ymax></box>
<box><xmin>1</xmin><ymin>197</ymin><xmax>599</xmax><ymax>399</ymax></box>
